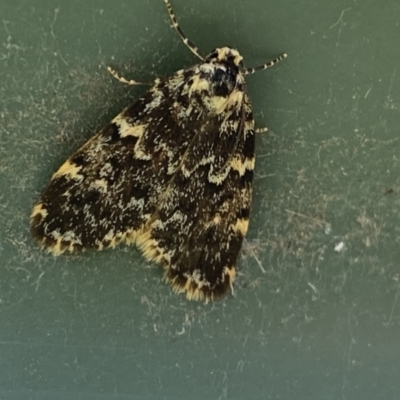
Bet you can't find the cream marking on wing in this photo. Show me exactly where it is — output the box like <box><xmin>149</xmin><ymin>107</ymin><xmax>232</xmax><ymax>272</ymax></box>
<box><xmin>113</xmin><ymin>115</ymin><xmax>146</xmax><ymax>138</ymax></box>
<box><xmin>52</xmin><ymin>160</ymin><xmax>83</xmax><ymax>181</ymax></box>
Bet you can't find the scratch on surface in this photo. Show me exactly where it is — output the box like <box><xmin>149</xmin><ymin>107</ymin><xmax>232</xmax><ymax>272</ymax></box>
<box><xmin>329</xmin><ymin>8</ymin><xmax>351</xmax><ymax>30</ymax></box>
<box><xmin>383</xmin><ymin>287</ymin><xmax>399</xmax><ymax>327</ymax></box>
<box><xmin>356</xmin><ymin>210</ymin><xmax>382</xmax><ymax>248</ymax></box>
<box><xmin>329</xmin><ymin>7</ymin><xmax>351</xmax><ymax>58</ymax></box>
<box><xmin>364</xmin><ymin>86</ymin><xmax>372</xmax><ymax>99</ymax></box>
<box><xmin>307</xmin><ymin>282</ymin><xmax>318</xmax><ymax>294</ymax></box>
<box><xmin>242</xmin><ymin>239</ymin><xmax>266</xmax><ymax>274</ymax></box>
<box><xmin>384</xmin><ymin>68</ymin><xmax>399</xmax><ymax>110</ymax></box>
<box><xmin>176</xmin><ymin>313</ymin><xmax>192</xmax><ymax>336</ymax></box>
<box><xmin>285</xmin><ymin>209</ymin><xmax>329</xmax><ymax>230</ymax></box>
<box><xmin>217</xmin><ymin>370</ymin><xmax>228</xmax><ymax>400</ymax></box>
<box><xmin>307</xmin><ymin>282</ymin><xmax>319</xmax><ymax>301</ymax></box>
<box><xmin>346</xmin><ymin>308</ymin><xmax>356</xmax><ymax>369</ymax></box>
<box><xmin>49</xmin><ymin>7</ymin><xmax>68</xmax><ymax>66</ymax></box>
<box><xmin>33</xmin><ymin>271</ymin><xmax>45</xmax><ymax>292</ymax></box>
<box><xmin>50</xmin><ymin>8</ymin><xmax>60</xmax><ymax>39</ymax></box>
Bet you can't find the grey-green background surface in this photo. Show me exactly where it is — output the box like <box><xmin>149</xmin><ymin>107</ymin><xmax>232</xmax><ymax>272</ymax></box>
<box><xmin>1</xmin><ymin>0</ymin><xmax>399</xmax><ymax>399</ymax></box>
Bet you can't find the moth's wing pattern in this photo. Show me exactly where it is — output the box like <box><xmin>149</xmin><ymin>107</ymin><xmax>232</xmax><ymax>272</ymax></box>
<box><xmin>31</xmin><ymin>52</ymin><xmax>256</xmax><ymax>300</ymax></box>
<box><xmin>31</xmin><ymin>69</ymin><xmax>202</xmax><ymax>255</ymax></box>
<box><xmin>137</xmin><ymin>93</ymin><xmax>255</xmax><ymax>301</ymax></box>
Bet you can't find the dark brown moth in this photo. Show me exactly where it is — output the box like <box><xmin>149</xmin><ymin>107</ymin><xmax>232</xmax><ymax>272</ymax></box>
<box><xmin>31</xmin><ymin>0</ymin><xmax>286</xmax><ymax>301</ymax></box>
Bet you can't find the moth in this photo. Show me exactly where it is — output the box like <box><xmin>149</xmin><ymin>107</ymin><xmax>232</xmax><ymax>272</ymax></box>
<box><xmin>30</xmin><ymin>0</ymin><xmax>286</xmax><ymax>301</ymax></box>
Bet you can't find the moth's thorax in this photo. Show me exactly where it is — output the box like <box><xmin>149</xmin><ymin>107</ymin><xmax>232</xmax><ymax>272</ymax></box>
<box><xmin>185</xmin><ymin>47</ymin><xmax>245</xmax><ymax>114</ymax></box>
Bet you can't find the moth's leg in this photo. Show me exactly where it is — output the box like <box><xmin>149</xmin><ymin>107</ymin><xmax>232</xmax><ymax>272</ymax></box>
<box><xmin>163</xmin><ymin>0</ymin><xmax>204</xmax><ymax>61</ymax></box>
<box><xmin>107</xmin><ymin>67</ymin><xmax>150</xmax><ymax>86</ymax></box>
<box><xmin>255</xmin><ymin>127</ymin><xmax>268</xmax><ymax>134</ymax></box>
<box><xmin>244</xmin><ymin>53</ymin><xmax>287</xmax><ymax>75</ymax></box>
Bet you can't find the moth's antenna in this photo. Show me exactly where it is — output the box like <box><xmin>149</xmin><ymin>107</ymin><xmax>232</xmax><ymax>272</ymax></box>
<box><xmin>107</xmin><ymin>67</ymin><xmax>151</xmax><ymax>86</ymax></box>
<box><xmin>244</xmin><ymin>53</ymin><xmax>287</xmax><ymax>75</ymax></box>
<box><xmin>164</xmin><ymin>0</ymin><xmax>205</xmax><ymax>61</ymax></box>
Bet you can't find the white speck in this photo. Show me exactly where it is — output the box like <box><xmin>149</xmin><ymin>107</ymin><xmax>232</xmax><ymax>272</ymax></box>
<box><xmin>324</xmin><ymin>223</ymin><xmax>332</xmax><ymax>234</ymax></box>
<box><xmin>334</xmin><ymin>241</ymin><xmax>345</xmax><ymax>252</ymax></box>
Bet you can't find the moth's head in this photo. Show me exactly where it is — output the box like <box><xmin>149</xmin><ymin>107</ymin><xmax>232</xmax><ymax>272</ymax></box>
<box><xmin>205</xmin><ymin>47</ymin><xmax>244</xmax><ymax>68</ymax></box>
<box><xmin>202</xmin><ymin>47</ymin><xmax>244</xmax><ymax>97</ymax></box>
